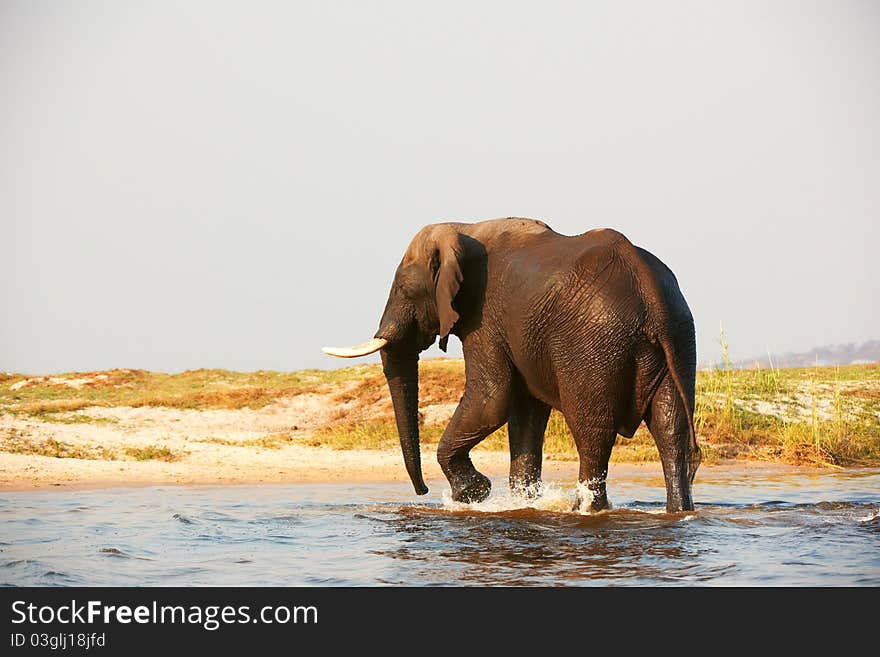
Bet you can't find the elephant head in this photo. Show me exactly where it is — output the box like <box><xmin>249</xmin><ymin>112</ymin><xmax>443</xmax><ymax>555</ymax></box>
<box><xmin>323</xmin><ymin>224</ymin><xmax>472</xmax><ymax>495</ymax></box>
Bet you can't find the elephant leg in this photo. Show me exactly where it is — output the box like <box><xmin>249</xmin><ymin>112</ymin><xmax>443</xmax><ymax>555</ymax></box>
<box><xmin>645</xmin><ymin>374</ymin><xmax>695</xmax><ymax>512</ymax></box>
<box><xmin>437</xmin><ymin>365</ymin><xmax>512</xmax><ymax>504</ymax></box>
<box><xmin>507</xmin><ymin>384</ymin><xmax>551</xmax><ymax>497</ymax></box>
<box><xmin>563</xmin><ymin>407</ymin><xmax>616</xmax><ymax>512</ymax></box>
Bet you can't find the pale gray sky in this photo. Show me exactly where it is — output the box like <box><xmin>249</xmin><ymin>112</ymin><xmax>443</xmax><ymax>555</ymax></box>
<box><xmin>2</xmin><ymin>1</ymin><xmax>878</xmax><ymax>374</ymax></box>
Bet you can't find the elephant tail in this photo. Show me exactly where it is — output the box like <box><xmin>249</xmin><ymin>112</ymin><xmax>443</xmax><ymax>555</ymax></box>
<box><xmin>657</xmin><ymin>334</ymin><xmax>701</xmax><ymax>486</ymax></box>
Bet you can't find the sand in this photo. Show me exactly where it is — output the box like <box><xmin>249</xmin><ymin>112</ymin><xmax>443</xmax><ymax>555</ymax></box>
<box><xmin>0</xmin><ymin>441</ymin><xmax>573</xmax><ymax>492</ymax></box>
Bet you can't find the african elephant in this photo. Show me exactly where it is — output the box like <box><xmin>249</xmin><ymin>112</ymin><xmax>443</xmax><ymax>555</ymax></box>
<box><xmin>323</xmin><ymin>218</ymin><xmax>701</xmax><ymax>512</ymax></box>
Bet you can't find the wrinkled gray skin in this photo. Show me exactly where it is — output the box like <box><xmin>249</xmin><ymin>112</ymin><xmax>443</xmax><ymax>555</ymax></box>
<box><xmin>371</xmin><ymin>218</ymin><xmax>700</xmax><ymax>512</ymax></box>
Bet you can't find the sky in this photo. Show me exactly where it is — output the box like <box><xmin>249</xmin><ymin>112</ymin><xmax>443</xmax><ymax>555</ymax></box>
<box><xmin>2</xmin><ymin>1</ymin><xmax>878</xmax><ymax>374</ymax></box>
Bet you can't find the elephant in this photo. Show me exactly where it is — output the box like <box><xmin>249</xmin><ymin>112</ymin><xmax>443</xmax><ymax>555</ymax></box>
<box><xmin>323</xmin><ymin>217</ymin><xmax>701</xmax><ymax>512</ymax></box>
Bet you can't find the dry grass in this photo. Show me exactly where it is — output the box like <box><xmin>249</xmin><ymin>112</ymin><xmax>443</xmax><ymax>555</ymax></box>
<box><xmin>123</xmin><ymin>445</ymin><xmax>180</xmax><ymax>461</ymax></box>
<box><xmin>0</xmin><ymin>367</ymin><xmax>379</xmax><ymax>415</ymax></box>
<box><xmin>0</xmin><ymin>427</ymin><xmax>183</xmax><ymax>462</ymax></box>
<box><xmin>1</xmin><ymin>431</ymin><xmax>116</xmax><ymax>460</ymax></box>
<box><xmin>17</xmin><ymin>399</ymin><xmax>96</xmax><ymax>416</ymax></box>
<box><xmin>197</xmin><ymin>432</ymin><xmax>298</xmax><ymax>450</ymax></box>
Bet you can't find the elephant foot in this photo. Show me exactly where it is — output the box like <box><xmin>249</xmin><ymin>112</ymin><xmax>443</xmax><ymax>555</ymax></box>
<box><xmin>573</xmin><ymin>495</ymin><xmax>609</xmax><ymax>513</ymax></box>
<box><xmin>665</xmin><ymin>498</ymin><xmax>694</xmax><ymax>513</ymax></box>
<box><xmin>574</xmin><ymin>479</ymin><xmax>609</xmax><ymax>512</ymax></box>
<box><xmin>664</xmin><ymin>476</ymin><xmax>694</xmax><ymax>512</ymax></box>
<box><xmin>451</xmin><ymin>472</ymin><xmax>492</xmax><ymax>504</ymax></box>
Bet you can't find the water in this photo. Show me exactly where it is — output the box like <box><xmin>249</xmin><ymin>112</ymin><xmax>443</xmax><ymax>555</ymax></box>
<box><xmin>2</xmin><ymin>467</ymin><xmax>878</xmax><ymax>586</ymax></box>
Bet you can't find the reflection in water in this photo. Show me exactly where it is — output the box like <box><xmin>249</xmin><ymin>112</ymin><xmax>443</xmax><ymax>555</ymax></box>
<box><xmin>374</xmin><ymin>505</ymin><xmax>712</xmax><ymax>585</ymax></box>
<box><xmin>1</xmin><ymin>468</ymin><xmax>878</xmax><ymax>586</ymax></box>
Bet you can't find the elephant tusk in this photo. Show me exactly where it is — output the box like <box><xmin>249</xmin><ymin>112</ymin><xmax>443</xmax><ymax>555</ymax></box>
<box><xmin>322</xmin><ymin>338</ymin><xmax>389</xmax><ymax>358</ymax></box>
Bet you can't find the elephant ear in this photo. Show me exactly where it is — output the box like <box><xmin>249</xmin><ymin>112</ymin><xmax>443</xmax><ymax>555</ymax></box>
<box><xmin>433</xmin><ymin>230</ymin><xmax>464</xmax><ymax>352</ymax></box>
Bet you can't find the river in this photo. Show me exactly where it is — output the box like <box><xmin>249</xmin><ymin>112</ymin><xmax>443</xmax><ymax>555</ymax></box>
<box><xmin>2</xmin><ymin>466</ymin><xmax>878</xmax><ymax>586</ymax></box>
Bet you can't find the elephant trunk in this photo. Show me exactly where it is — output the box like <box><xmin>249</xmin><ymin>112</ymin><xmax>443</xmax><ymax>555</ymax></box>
<box><xmin>381</xmin><ymin>347</ymin><xmax>428</xmax><ymax>495</ymax></box>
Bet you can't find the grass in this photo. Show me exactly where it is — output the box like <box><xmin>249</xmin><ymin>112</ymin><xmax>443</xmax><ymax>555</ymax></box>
<box><xmin>694</xmin><ymin>360</ymin><xmax>880</xmax><ymax>466</ymax></box>
<box><xmin>198</xmin><ymin>432</ymin><xmax>298</xmax><ymax>450</ymax></box>
<box><xmin>2</xmin><ymin>357</ymin><xmax>878</xmax><ymax>468</ymax></box>
<box><xmin>2</xmin><ymin>436</ymin><xmax>107</xmax><ymax>460</ymax></box>
<box><xmin>124</xmin><ymin>445</ymin><xmax>180</xmax><ymax>462</ymax></box>
<box><xmin>30</xmin><ymin>411</ymin><xmax>119</xmax><ymax>425</ymax></box>
<box><xmin>0</xmin><ymin>429</ymin><xmax>183</xmax><ymax>462</ymax></box>
<box><xmin>0</xmin><ymin>367</ymin><xmax>379</xmax><ymax>415</ymax></box>
<box><xmin>1</xmin><ymin>430</ymin><xmax>116</xmax><ymax>460</ymax></box>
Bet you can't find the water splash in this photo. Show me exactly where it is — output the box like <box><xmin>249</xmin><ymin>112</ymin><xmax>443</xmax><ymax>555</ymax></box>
<box><xmin>857</xmin><ymin>508</ymin><xmax>879</xmax><ymax>522</ymax></box>
<box><xmin>574</xmin><ymin>479</ymin><xmax>614</xmax><ymax>513</ymax></box>
<box><xmin>440</xmin><ymin>482</ymin><xmax>612</xmax><ymax>515</ymax></box>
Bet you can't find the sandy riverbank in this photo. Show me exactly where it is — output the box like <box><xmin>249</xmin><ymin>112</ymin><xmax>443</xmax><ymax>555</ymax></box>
<box><xmin>0</xmin><ymin>400</ymin><xmax>804</xmax><ymax>492</ymax></box>
<box><xmin>0</xmin><ymin>442</ymin><xmax>542</xmax><ymax>491</ymax></box>
<box><xmin>0</xmin><ymin>437</ymin><xmax>807</xmax><ymax>493</ymax></box>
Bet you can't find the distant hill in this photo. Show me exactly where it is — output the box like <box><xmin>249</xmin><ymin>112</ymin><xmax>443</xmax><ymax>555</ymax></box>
<box><xmin>731</xmin><ymin>340</ymin><xmax>880</xmax><ymax>369</ymax></box>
